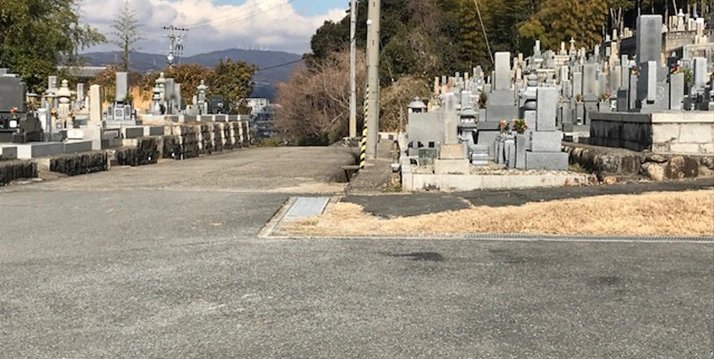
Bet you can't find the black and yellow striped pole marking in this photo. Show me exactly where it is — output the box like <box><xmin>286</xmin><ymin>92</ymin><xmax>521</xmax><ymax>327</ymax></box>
<box><xmin>360</xmin><ymin>86</ymin><xmax>369</xmax><ymax>169</ymax></box>
<box><xmin>359</xmin><ymin>127</ymin><xmax>367</xmax><ymax>169</ymax></box>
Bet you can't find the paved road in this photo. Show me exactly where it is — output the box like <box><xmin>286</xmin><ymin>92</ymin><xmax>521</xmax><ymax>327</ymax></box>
<box><xmin>1</xmin><ymin>147</ymin><xmax>712</xmax><ymax>358</ymax></box>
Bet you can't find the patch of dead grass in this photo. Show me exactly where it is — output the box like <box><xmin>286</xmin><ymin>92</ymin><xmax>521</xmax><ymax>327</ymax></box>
<box><xmin>280</xmin><ymin>190</ymin><xmax>714</xmax><ymax>237</ymax></box>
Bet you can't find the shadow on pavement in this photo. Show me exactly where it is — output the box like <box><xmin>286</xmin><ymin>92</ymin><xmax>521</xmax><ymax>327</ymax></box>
<box><xmin>346</xmin><ymin>178</ymin><xmax>714</xmax><ymax>218</ymax></box>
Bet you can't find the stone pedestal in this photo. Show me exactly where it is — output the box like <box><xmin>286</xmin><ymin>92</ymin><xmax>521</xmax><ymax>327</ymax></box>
<box><xmin>434</xmin><ymin>159</ymin><xmax>470</xmax><ymax>175</ymax></box>
<box><xmin>440</xmin><ymin>144</ymin><xmax>464</xmax><ymax>159</ymax></box>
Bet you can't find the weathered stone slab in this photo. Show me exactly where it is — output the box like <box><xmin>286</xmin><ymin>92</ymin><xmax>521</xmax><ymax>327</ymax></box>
<box><xmin>434</xmin><ymin>159</ymin><xmax>470</xmax><ymax>175</ymax></box>
<box><xmin>440</xmin><ymin>144</ymin><xmax>464</xmax><ymax>159</ymax></box>
<box><xmin>669</xmin><ymin>73</ymin><xmax>684</xmax><ymax>110</ymax></box>
<box><xmin>124</xmin><ymin>127</ymin><xmax>144</xmax><ymax>139</ymax></box>
<box><xmin>515</xmin><ymin>134</ymin><xmax>528</xmax><ymax>169</ymax></box>
<box><xmin>529</xmin><ymin>131</ymin><xmax>563</xmax><ymax>152</ymax></box>
<box><xmin>536</xmin><ymin>88</ymin><xmax>558</xmax><ymax>131</ymax></box>
<box><xmin>526</xmin><ymin>151</ymin><xmax>569</xmax><ymax>171</ymax></box>
<box><xmin>0</xmin><ymin>146</ymin><xmax>18</xmax><ymax>160</ymax></box>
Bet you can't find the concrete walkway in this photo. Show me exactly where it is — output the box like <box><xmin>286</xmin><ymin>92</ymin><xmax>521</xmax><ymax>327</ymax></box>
<box><xmin>346</xmin><ymin>140</ymin><xmax>397</xmax><ymax>194</ymax></box>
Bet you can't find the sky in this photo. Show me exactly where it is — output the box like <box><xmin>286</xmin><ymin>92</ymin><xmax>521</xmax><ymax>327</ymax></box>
<box><xmin>80</xmin><ymin>0</ymin><xmax>349</xmax><ymax>56</ymax></box>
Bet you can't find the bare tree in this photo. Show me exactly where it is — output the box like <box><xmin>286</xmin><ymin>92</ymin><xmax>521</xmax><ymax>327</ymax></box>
<box><xmin>274</xmin><ymin>50</ymin><xmax>366</xmax><ymax>146</ymax></box>
<box><xmin>111</xmin><ymin>0</ymin><xmax>144</xmax><ymax>72</ymax></box>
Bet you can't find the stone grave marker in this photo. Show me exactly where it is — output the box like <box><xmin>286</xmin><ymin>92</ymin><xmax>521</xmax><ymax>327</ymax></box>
<box><xmin>536</xmin><ymin>87</ymin><xmax>558</xmax><ymax>131</ymax></box>
<box><xmin>669</xmin><ymin>72</ymin><xmax>684</xmax><ymax>110</ymax></box>
<box><xmin>636</xmin><ymin>15</ymin><xmax>663</xmax><ymax>67</ymax></box>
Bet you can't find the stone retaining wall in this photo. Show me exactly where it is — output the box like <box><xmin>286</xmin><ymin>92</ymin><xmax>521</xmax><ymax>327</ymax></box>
<box><xmin>50</xmin><ymin>152</ymin><xmax>108</xmax><ymax>176</ymax></box>
<box><xmin>115</xmin><ymin>137</ymin><xmax>159</xmax><ymax>167</ymax></box>
<box><xmin>0</xmin><ymin>160</ymin><xmax>37</xmax><ymax>186</ymax></box>
<box><xmin>564</xmin><ymin>142</ymin><xmax>714</xmax><ymax>181</ymax></box>
<box><xmin>162</xmin><ymin>122</ymin><xmax>249</xmax><ymax>160</ymax></box>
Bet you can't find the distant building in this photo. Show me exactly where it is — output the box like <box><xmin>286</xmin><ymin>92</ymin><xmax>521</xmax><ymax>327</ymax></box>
<box><xmin>251</xmin><ymin>103</ymin><xmax>281</xmax><ymax>139</ymax></box>
<box><xmin>246</xmin><ymin>98</ymin><xmax>269</xmax><ymax>115</ymax></box>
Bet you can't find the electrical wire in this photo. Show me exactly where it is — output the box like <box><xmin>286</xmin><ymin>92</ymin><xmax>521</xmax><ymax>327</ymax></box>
<box><xmin>183</xmin><ymin>0</ymin><xmax>283</xmax><ymax>29</ymax></box>
<box><xmin>473</xmin><ymin>0</ymin><xmax>494</xmax><ymax>65</ymax></box>
<box><xmin>255</xmin><ymin>58</ymin><xmax>304</xmax><ymax>72</ymax></box>
<box><xmin>188</xmin><ymin>0</ymin><xmax>299</xmax><ymax>31</ymax></box>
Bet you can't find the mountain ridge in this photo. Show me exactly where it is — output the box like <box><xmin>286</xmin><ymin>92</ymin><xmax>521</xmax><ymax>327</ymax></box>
<box><xmin>80</xmin><ymin>49</ymin><xmax>304</xmax><ymax>99</ymax></box>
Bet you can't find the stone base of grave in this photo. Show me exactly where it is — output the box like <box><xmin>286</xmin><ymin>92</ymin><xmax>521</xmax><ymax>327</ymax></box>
<box><xmin>439</xmin><ymin>144</ymin><xmax>464</xmax><ymax>159</ymax></box>
<box><xmin>528</xmin><ymin>131</ymin><xmax>563</xmax><ymax>152</ymax></box>
<box><xmin>525</xmin><ymin>151</ymin><xmax>569</xmax><ymax>171</ymax></box>
<box><xmin>0</xmin><ymin>146</ymin><xmax>18</xmax><ymax>160</ymax></box>
<box><xmin>434</xmin><ymin>159</ymin><xmax>470</xmax><ymax>175</ymax></box>
<box><xmin>401</xmin><ymin>157</ymin><xmax>591</xmax><ymax>192</ymax></box>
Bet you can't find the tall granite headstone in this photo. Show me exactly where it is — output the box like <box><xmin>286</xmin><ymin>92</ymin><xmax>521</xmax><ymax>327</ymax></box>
<box><xmin>115</xmin><ymin>72</ymin><xmax>128</xmax><ymax>103</ymax></box>
<box><xmin>494</xmin><ymin>52</ymin><xmax>511</xmax><ymax>91</ymax></box>
<box><xmin>636</xmin><ymin>15</ymin><xmax>663</xmax><ymax>67</ymax></box>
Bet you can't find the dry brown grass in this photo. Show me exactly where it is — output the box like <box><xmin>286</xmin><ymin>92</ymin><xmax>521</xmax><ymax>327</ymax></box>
<box><xmin>280</xmin><ymin>190</ymin><xmax>714</xmax><ymax>237</ymax></box>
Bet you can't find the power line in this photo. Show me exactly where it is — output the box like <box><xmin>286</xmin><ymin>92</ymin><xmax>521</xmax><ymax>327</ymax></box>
<box><xmin>189</xmin><ymin>0</ymin><xmax>299</xmax><ymax>31</ymax></box>
<box><xmin>255</xmin><ymin>58</ymin><xmax>304</xmax><ymax>72</ymax></box>
<box><xmin>183</xmin><ymin>0</ymin><xmax>279</xmax><ymax>29</ymax></box>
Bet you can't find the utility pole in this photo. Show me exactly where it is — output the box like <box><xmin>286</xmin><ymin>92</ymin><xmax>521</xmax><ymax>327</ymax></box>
<box><xmin>365</xmin><ymin>0</ymin><xmax>380</xmax><ymax>159</ymax></box>
<box><xmin>163</xmin><ymin>25</ymin><xmax>188</xmax><ymax>67</ymax></box>
<box><xmin>349</xmin><ymin>0</ymin><xmax>358</xmax><ymax>138</ymax></box>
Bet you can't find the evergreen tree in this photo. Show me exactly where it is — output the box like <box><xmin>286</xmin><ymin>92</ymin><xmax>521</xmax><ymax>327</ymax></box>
<box><xmin>111</xmin><ymin>0</ymin><xmax>144</xmax><ymax>72</ymax></box>
<box><xmin>458</xmin><ymin>0</ymin><xmax>489</xmax><ymax>71</ymax></box>
<box><xmin>520</xmin><ymin>0</ymin><xmax>609</xmax><ymax>50</ymax></box>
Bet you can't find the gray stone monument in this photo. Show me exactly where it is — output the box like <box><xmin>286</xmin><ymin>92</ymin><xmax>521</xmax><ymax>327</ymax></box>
<box><xmin>494</xmin><ymin>52</ymin><xmax>511</xmax><ymax>91</ymax></box>
<box><xmin>636</xmin><ymin>15</ymin><xmax>663</xmax><ymax>67</ymax></box>
<box><xmin>115</xmin><ymin>72</ymin><xmax>128</xmax><ymax>103</ymax></box>
<box><xmin>693</xmin><ymin>57</ymin><xmax>708</xmax><ymax>93</ymax></box>
<box><xmin>637</xmin><ymin>61</ymin><xmax>658</xmax><ymax>104</ymax></box>
<box><xmin>669</xmin><ymin>72</ymin><xmax>684</xmax><ymax>110</ymax></box>
<box><xmin>89</xmin><ymin>85</ymin><xmax>103</xmax><ymax>124</ymax></box>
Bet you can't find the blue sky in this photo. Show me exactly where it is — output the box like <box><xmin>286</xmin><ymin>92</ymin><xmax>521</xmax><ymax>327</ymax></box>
<box><xmin>82</xmin><ymin>0</ymin><xmax>349</xmax><ymax>55</ymax></box>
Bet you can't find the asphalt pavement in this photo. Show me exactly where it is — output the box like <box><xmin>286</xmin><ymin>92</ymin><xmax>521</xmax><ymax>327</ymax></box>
<box><xmin>1</xmin><ymin>147</ymin><xmax>712</xmax><ymax>358</ymax></box>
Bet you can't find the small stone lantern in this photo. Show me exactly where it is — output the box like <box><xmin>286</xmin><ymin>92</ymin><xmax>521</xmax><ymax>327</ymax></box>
<box><xmin>407</xmin><ymin>97</ymin><xmax>427</xmax><ymax>114</ymax></box>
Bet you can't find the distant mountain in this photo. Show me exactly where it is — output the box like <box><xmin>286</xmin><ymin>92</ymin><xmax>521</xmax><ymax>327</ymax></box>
<box><xmin>80</xmin><ymin>49</ymin><xmax>303</xmax><ymax>99</ymax></box>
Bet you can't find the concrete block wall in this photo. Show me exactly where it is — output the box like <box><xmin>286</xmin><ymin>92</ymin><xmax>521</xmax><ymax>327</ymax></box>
<box><xmin>589</xmin><ymin>112</ymin><xmax>654</xmax><ymax>151</ymax></box>
<box><xmin>590</xmin><ymin>112</ymin><xmax>714</xmax><ymax>154</ymax></box>
<box><xmin>650</xmin><ymin>113</ymin><xmax>714</xmax><ymax>154</ymax></box>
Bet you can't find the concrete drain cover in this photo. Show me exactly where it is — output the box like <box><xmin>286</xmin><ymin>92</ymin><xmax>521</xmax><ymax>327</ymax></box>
<box><xmin>283</xmin><ymin>197</ymin><xmax>330</xmax><ymax>220</ymax></box>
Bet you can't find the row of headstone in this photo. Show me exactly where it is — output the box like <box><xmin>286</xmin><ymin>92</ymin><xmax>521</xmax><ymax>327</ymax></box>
<box><xmin>406</xmin><ymin>13</ymin><xmax>711</xmax><ymax>173</ymax></box>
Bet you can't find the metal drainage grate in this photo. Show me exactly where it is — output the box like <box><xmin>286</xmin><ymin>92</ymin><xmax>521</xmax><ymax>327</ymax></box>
<box><xmin>283</xmin><ymin>197</ymin><xmax>330</xmax><ymax>220</ymax></box>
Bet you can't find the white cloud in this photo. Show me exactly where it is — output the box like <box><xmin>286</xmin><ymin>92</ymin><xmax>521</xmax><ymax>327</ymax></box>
<box><xmin>80</xmin><ymin>0</ymin><xmax>346</xmax><ymax>55</ymax></box>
